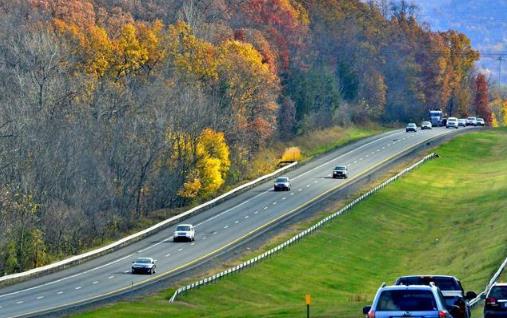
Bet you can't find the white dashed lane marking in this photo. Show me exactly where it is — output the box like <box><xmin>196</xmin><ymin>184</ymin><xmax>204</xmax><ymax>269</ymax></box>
<box><xmin>224</xmin><ymin>225</ymin><xmax>229</xmax><ymax>229</ymax></box>
<box><xmin>191</xmin><ymin>242</ymin><xmax>195</xmax><ymax>246</ymax></box>
<box><xmin>108</xmin><ymin>275</ymin><xmax>114</xmax><ymax>279</ymax></box>
<box><xmin>234</xmin><ymin>220</ymin><xmax>239</xmax><ymax>224</ymax></box>
<box><xmin>75</xmin><ymin>286</ymin><xmax>81</xmax><ymax>290</ymax></box>
<box><xmin>264</xmin><ymin>206</ymin><xmax>268</xmax><ymax>210</ymax></box>
<box><xmin>298</xmin><ymin>189</ymin><xmax>302</xmax><ymax>192</ymax></box>
<box><xmin>178</xmin><ymin>248</ymin><xmax>183</xmax><ymax>252</ymax></box>
<box><xmin>36</xmin><ymin>296</ymin><xmax>44</xmax><ymax>300</ymax></box>
<box><xmin>165</xmin><ymin>253</ymin><xmax>171</xmax><ymax>257</ymax></box>
<box><xmin>272</xmin><ymin>201</ymin><xmax>277</xmax><ymax>205</ymax></box>
<box><xmin>57</xmin><ymin>291</ymin><xmax>63</xmax><ymax>295</ymax></box>
<box><xmin>93</xmin><ymin>281</ymin><xmax>99</xmax><ymax>284</ymax></box>
<box><xmin>254</xmin><ymin>210</ymin><xmax>259</xmax><ymax>214</ymax></box>
<box><xmin>282</xmin><ymin>197</ymin><xmax>286</xmax><ymax>200</ymax></box>
<box><xmin>244</xmin><ymin>215</ymin><xmax>249</xmax><ymax>219</ymax></box>
<box><xmin>123</xmin><ymin>270</ymin><xmax>130</xmax><ymax>273</ymax></box>
<box><xmin>16</xmin><ymin>301</ymin><xmax>23</xmax><ymax>304</ymax></box>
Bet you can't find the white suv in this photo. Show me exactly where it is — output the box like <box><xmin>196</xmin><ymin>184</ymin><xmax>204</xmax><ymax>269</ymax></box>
<box><xmin>446</xmin><ymin>117</ymin><xmax>459</xmax><ymax>129</ymax></box>
<box><xmin>173</xmin><ymin>224</ymin><xmax>195</xmax><ymax>242</ymax></box>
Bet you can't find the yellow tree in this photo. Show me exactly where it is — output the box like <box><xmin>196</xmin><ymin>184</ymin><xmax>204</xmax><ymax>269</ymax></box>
<box><xmin>217</xmin><ymin>40</ymin><xmax>280</xmax><ymax>153</ymax></box>
<box><xmin>166</xmin><ymin>21</ymin><xmax>218</xmax><ymax>81</ymax></box>
<box><xmin>113</xmin><ymin>23</ymin><xmax>149</xmax><ymax>78</ymax></box>
<box><xmin>172</xmin><ymin>129</ymin><xmax>231</xmax><ymax>199</ymax></box>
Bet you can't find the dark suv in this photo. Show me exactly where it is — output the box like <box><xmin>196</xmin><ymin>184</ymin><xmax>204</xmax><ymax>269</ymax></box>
<box><xmin>484</xmin><ymin>283</ymin><xmax>507</xmax><ymax>318</ymax></box>
<box><xmin>363</xmin><ymin>283</ymin><xmax>458</xmax><ymax>318</ymax></box>
<box><xmin>395</xmin><ymin>275</ymin><xmax>476</xmax><ymax>318</ymax></box>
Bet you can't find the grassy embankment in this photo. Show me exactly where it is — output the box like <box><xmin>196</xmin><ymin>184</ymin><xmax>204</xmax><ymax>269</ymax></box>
<box><xmin>74</xmin><ymin>128</ymin><xmax>507</xmax><ymax>318</ymax></box>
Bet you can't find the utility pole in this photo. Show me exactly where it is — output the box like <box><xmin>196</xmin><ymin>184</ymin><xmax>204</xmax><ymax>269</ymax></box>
<box><xmin>498</xmin><ymin>56</ymin><xmax>503</xmax><ymax>90</ymax></box>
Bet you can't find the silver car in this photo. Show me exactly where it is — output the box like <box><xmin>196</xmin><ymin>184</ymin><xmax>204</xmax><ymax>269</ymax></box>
<box><xmin>274</xmin><ymin>176</ymin><xmax>291</xmax><ymax>191</ymax></box>
<box><xmin>476</xmin><ymin>118</ymin><xmax>485</xmax><ymax>126</ymax></box>
<box><xmin>466</xmin><ymin>117</ymin><xmax>477</xmax><ymax>126</ymax></box>
<box><xmin>458</xmin><ymin>119</ymin><xmax>467</xmax><ymax>127</ymax></box>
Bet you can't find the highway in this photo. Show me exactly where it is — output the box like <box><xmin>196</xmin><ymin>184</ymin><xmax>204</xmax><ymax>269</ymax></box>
<box><xmin>0</xmin><ymin>126</ymin><xmax>474</xmax><ymax>318</ymax></box>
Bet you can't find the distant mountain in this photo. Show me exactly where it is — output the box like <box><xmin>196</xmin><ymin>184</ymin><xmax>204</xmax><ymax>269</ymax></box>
<box><xmin>412</xmin><ymin>0</ymin><xmax>507</xmax><ymax>82</ymax></box>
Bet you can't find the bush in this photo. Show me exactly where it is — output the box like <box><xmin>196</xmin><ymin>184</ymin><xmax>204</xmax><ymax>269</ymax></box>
<box><xmin>281</xmin><ymin>147</ymin><xmax>302</xmax><ymax>162</ymax></box>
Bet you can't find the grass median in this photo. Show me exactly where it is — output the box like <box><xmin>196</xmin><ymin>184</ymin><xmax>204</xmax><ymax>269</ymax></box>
<box><xmin>73</xmin><ymin>128</ymin><xmax>507</xmax><ymax>318</ymax></box>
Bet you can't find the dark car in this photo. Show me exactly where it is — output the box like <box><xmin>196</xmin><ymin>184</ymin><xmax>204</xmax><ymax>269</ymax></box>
<box><xmin>333</xmin><ymin>165</ymin><xmax>348</xmax><ymax>179</ymax></box>
<box><xmin>484</xmin><ymin>283</ymin><xmax>507</xmax><ymax>318</ymax></box>
<box><xmin>273</xmin><ymin>176</ymin><xmax>291</xmax><ymax>191</ymax></box>
<box><xmin>131</xmin><ymin>257</ymin><xmax>156</xmax><ymax>274</ymax></box>
<box><xmin>395</xmin><ymin>275</ymin><xmax>477</xmax><ymax>318</ymax></box>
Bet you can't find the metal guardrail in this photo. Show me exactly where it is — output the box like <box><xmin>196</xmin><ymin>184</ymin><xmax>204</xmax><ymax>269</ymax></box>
<box><xmin>168</xmin><ymin>153</ymin><xmax>439</xmax><ymax>303</ymax></box>
<box><xmin>469</xmin><ymin>255</ymin><xmax>507</xmax><ymax>307</ymax></box>
<box><xmin>0</xmin><ymin>161</ymin><xmax>298</xmax><ymax>286</ymax></box>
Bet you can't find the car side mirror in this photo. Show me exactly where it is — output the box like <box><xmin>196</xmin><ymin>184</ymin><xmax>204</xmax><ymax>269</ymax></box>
<box><xmin>465</xmin><ymin>291</ymin><xmax>477</xmax><ymax>300</ymax></box>
<box><xmin>362</xmin><ymin>306</ymin><xmax>371</xmax><ymax>315</ymax></box>
<box><xmin>449</xmin><ymin>304</ymin><xmax>460</xmax><ymax>315</ymax></box>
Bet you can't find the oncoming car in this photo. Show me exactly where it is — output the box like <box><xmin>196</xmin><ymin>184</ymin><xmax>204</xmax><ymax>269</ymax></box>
<box><xmin>131</xmin><ymin>257</ymin><xmax>156</xmax><ymax>274</ymax></box>
<box><xmin>332</xmin><ymin>165</ymin><xmax>348</xmax><ymax>179</ymax></box>
<box><xmin>458</xmin><ymin>119</ymin><xmax>467</xmax><ymax>127</ymax></box>
<box><xmin>173</xmin><ymin>224</ymin><xmax>195</xmax><ymax>242</ymax></box>
<box><xmin>274</xmin><ymin>176</ymin><xmax>291</xmax><ymax>191</ymax></box>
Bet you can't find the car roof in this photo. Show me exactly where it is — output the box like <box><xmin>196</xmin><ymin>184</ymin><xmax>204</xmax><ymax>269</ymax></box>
<box><xmin>492</xmin><ymin>283</ymin><xmax>507</xmax><ymax>287</ymax></box>
<box><xmin>381</xmin><ymin>285</ymin><xmax>435</xmax><ymax>291</ymax></box>
<box><xmin>397</xmin><ymin>275</ymin><xmax>457</xmax><ymax>279</ymax></box>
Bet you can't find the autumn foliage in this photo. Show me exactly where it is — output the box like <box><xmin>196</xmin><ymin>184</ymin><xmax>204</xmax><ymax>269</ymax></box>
<box><xmin>0</xmin><ymin>0</ymin><xmax>483</xmax><ymax>274</ymax></box>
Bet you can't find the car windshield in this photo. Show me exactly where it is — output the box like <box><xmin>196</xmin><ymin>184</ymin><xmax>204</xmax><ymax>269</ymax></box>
<box><xmin>396</xmin><ymin>276</ymin><xmax>461</xmax><ymax>291</ymax></box>
<box><xmin>489</xmin><ymin>286</ymin><xmax>507</xmax><ymax>299</ymax></box>
<box><xmin>408</xmin><ymin>123</ymin><xmax>416</xmax><ymax>127</ymax></box>
<box><xmin>468</xmin><ymin>117</ymin><xmax>476</xmax><ymax>120</ymax></box>
<box><xmin>176</xmin><ymin>225</ymin><xmax>191</xmax><ymax>231</ymax></box>
<box><xmin>422</xmin><ymin>122</ymin><xmax>429</xmax><ymax>125</ymax></box>
<box><xmin>334</xmin><ymin>166</ymin><xmax>346</xmax><ymax>170</ymax></box>
<box><xmin>135</xmin><ymin>258</ymin><xmax>151</xmax><ymax>264</ymax></box>
<box><xmin>377</xmin><ymin>290</ymin><xmax>437</xmax><ymax>311</ymax></box>
<box><xmin>276</xmin><ymin>177</ymin><xmax>288</xmax><ymax>183</ymax></box>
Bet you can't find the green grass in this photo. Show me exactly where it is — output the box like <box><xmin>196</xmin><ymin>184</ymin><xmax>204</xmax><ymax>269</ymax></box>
<box><xmin>73</xmin><ymin>128</ymin><xmax>507</xmax><ymax>318</ymax></box>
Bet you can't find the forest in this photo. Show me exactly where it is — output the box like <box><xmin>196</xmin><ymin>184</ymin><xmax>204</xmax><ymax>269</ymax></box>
<box><xmin>0</xmin><ymin>0</ymin><xmax>495</xmax><ymax>275</ymax></box>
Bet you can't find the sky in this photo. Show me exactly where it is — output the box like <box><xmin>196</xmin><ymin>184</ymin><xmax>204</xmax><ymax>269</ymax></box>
<box><xmin>409</xmin><ymin>0</ymin><xmax>507</xmax><ymax>84</ymax></box>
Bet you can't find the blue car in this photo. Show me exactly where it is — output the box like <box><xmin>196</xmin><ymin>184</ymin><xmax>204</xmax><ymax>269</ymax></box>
<box><xmin>363</xmin><ymin>283</ymin><xmax>458</xmax><ymax>318</ymax></box>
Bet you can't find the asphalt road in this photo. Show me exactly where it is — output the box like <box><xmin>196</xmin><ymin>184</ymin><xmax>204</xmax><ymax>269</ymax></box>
<box><xmin>0</xmin><ymin>126</ymin><xmax>474</xmax><ymax>318</ymax></box>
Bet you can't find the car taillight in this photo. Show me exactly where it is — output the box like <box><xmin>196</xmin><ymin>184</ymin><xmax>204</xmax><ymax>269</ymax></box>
<box><xmin>367</xmin><ymin>311</ymin><xmax>375</xmax><ymax>318</ymax></box>
<box><xmin>438</xmin><ymin>310</ymin><xmax>446</xmax><ymax>318</ymax></box>
<box><xmin>486</xmin><ymin>297</ymin><xmax>497</xmax><ymax>305</ymax></box>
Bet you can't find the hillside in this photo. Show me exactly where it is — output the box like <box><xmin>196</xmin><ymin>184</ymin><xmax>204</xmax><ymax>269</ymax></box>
<box><xmin>0</xmin><ymin>0</ymin><xmax>482</xmax><ymax>275</ymax></box>
<box><xmin>72</xmin><ymin>128</ymin><xmax>507</xmax><ymax>318</ymax></box>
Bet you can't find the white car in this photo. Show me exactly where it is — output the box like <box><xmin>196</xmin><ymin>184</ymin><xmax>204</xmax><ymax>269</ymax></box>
<box><xmin>446</xmin><ymin>117</ymin><xmax>458</xmax><ymax>129</ymax></box>
<box><xmin>173</xmin><ymin>224</ymin><xmax>195</xmax><ymax>242</ymax></box>
<box><xmin>476</xmin><ymin>118</ymin><xmax>485</xmax><ymax>126</ymax></box>
<box><xmin>421</xmin><ymin>121</ymin><xmax>432</xmax><ymax>130</ymax></box>
<box><xmin>466</xmin><ymin>116</ymin><xmax>477</xmax><ymax>126</ymax></box>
